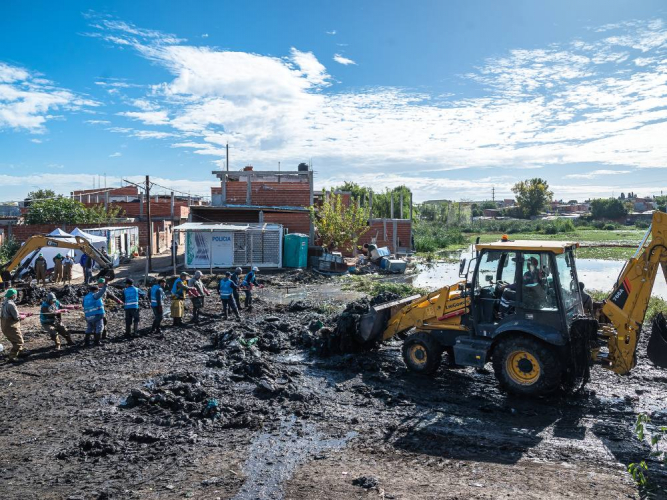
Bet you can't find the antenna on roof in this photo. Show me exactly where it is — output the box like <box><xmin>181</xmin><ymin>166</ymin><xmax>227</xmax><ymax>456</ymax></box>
<box><xmin>226</xmin><ymin>142</ymin><xmax>229</xmax><ymax>172</ymax></box>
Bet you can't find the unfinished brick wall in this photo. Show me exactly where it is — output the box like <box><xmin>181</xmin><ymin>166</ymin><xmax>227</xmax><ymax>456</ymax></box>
<box><xmin>212</xmin><ymin>181</ymin><xmax>311</xmax><ymax>207</ymax></box>
<box><xmin>263</xmin><ymin>212</ymin><xmax>311</xmax><ymax>235</ymax></box>
<box><xmin>80</xmin><ymin>201</ymin><xmax>189</xmax><ymax>219</ymax></box>
<box><xmin>357</xmin><ymin>219</ymin><xmax>412</xmax><ymax>253</ymax></box>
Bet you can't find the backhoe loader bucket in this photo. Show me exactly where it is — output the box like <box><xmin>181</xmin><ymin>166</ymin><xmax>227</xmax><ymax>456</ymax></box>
<box><xmin>357</xmin><ymin>294</ymin><xmax>421</xmax><ymax>343</ymax></box>
<box><xmin>647</xmin><ymin>313</ymin><xmax>667</xmax><ymax>369</ymax></box>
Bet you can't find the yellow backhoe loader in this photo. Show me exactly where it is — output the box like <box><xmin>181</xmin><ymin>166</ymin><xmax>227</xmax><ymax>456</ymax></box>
<box><xmin>0</xmin><ymin>235</ymin><xmax>115</xmax><ymax>303</ymax></box>
<box><xmin>357</xmin><ymin>210</ymin><xmax>667</xmax><ymax>396</ymax></box>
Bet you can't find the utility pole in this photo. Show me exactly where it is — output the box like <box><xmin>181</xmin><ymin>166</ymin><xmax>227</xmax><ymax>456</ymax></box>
<box><xmin>226</xmin><ymin>143</ymin><xmax>229</xmax><ymax>172</ymax></box>
<box><xmin>492</xmin><ymin>186</ymin><xmax>495</xmax><ymax>203</ymax></box>
<box><xmin>146</xmin><ymin>175</ymin><xmax>152</xmax><ymax>274</ymax></box>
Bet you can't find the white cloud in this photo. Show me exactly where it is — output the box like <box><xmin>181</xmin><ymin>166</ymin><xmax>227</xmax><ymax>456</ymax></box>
<box><xmin>30</xmin><ymin>138</ymin><xmax>43</xmax><ymax>143</ymax></box>
<box><xmin>326</xmin><ymin>30</ymin><xmax>337</xmax><ymax>35</ymax></box>
<box><xmin>0</xmin><ymin>62</ymin><xmax>98</xmax><ymax>131</ymax></box>
<box><xmin>89</xmin><ymin>18</ymin><xmax>667</xmax><ymax>201</ymax></box>
<box><xmin>118</xmin><ymin>110</ymin><xmax>170</xmax><ymax>125</ymax></box>
<box><xmin>85</xmin><ymin>119</ymin><xmax>111</xmax><ymax>125</ymax></box>
<box><xmin>564</xmin><ymin>169</ymin><xmax>632</xmax><ymax>179</ymax></box>
<box><xmin>109</xmin><ymin>152</ymin><xmax>122</xmax><ymax>157</ymax></box>
<box><xmin>201</xmin><ymin>33</ymin><xmax>209</xmax><ymax>38</ymax></box>
<box><xmin>333</xmin><ymin>54</ymin><xmax>356</xmax><ymax>66</ymax></box>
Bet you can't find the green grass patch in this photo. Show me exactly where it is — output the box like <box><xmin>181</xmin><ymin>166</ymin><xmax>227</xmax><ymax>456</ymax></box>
<box><xmin>413</xmin><ymin>221</ymin><xmax>467</xmax><ymax>253</ymax></box>
<box><xmin>577</xmin><ymin>246</ymin><xmax>635</xmax><ymax>260</ymax></box>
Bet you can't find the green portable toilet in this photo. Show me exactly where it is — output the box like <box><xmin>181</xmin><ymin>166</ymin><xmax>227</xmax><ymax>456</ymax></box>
<box><xmin>283</xmin><ymin>233</ymin><xmax>309</xmax><ymax>268</ymax></box>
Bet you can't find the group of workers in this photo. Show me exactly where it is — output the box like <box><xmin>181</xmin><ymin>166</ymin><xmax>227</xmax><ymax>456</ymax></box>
<box><xmin>30</xmin><ymin>250</ymin><xmax>109</xmax><ymax>287</ymax></box>
<box><xmin>0</xmin><ymin>266</ymin><xmax>262</xmax><ymax>362</ymax></box>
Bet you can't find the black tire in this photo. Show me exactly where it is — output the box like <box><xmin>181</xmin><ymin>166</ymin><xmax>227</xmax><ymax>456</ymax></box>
<box><xmin>402</xmin><ymin>332</ymin><xmax>444</xmax><ymax>375</ymax></box>
<box><xmin>492</xmin><ymin>335</ymin><xmax>562</xmax><ymax>396</ymax></box>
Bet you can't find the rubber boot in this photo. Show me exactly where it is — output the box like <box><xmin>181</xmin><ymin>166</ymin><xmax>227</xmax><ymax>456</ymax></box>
<box><xmin>94</xmin><ymin>333</ymin><xmax>101</xmax><ymax>346</ymax></box>
<box><xmin>133</xmin><ymin>323</ymin><xmax>138</xmax><ymax>337</ymax></box>
<box><xmin>64</xmin><ymin>333</ymin><xmax>74</xmax><ymax>346</ymax></box>
<box><xmin>84</xmin><ymin>334</ymin><xmax>91</xmax><ymax>346</ymax></box>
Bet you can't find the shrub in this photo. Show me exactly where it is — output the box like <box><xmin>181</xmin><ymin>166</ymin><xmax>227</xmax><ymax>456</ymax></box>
<box><xmin>0</xmin><ymin>238</ymin><xmax>21</xmax><ymax>264</ymax></box>
<box><xmin>603</xmin><ymin>223</ymin><xmax>616</xmax><ymax>230</ymax></box>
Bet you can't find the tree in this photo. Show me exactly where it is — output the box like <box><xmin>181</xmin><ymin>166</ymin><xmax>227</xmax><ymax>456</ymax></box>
<box><xmin>329</xmin><ymin>183</ymin><xmax>413</xmax><ymax>219</ymax></box>
<box><xmin>620</xmin><ymin>192</ymin><xmax>626</xmax><ymax>200</ymax></box>
<box><xmin>511</xmin><ymin>178</ymin><xmax>553</xmax><ymax>218</ymax></box>
<box><xmin>309</xmin><ymin>190</ymin><xmax>370</xmax><ymax>253</ymax></box>
<box><xmin>27</xmin><ymin>188</ymin><xmax>56</xmax><ymax>201</ymax></box>
<box><xmin>25</xmin><ymin>197</ymin><xmax>125</xmax><ymax>224</ymax></box>
<box><xmin>590</xmin><ymin>198</ymin><xmax>628</xmax><ymax>220</ymax></box>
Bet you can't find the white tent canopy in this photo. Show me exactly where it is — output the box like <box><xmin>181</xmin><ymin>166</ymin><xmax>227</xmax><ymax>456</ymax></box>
<box><xmin>70</xmin><ymin>227</ymin><xmax>107</xmax><ymax>266</ymax></box>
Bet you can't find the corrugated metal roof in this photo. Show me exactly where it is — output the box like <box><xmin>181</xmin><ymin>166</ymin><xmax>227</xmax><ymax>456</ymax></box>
<box><xmin>175</xmin><ymin>222</ymin><xmax>283</xmax><ymax>232</ymax></box>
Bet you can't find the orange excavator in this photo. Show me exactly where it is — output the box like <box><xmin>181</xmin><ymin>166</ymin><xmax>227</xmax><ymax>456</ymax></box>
<box><xmin>356</xmin><ymin>211</ymin><xmax>667</xmax><ymax>396</ymax></box>
<box><xmin>0</xmin><ymin>235</ymin><xmax>115</xmax><ymax>303</ymax></box>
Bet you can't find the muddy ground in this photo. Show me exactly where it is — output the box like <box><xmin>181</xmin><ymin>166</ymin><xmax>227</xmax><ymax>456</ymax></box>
<box><xmin>1</xmin><ymin>274</ymin><xmax>665</xmax><ymax>499</ymax></box>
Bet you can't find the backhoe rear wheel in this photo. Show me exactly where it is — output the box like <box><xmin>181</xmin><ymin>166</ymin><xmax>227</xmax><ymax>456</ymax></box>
<box><xmin>402</xmin><ymin>332</ymin><xmax>443</xmax><ymax>375</ymax></box>
<box><xmin>493</xmin><ymin>335</ymin><xmax>561</xmax><ymax>396</ymax></box>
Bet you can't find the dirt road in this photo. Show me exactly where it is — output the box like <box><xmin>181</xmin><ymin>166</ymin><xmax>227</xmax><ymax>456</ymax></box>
<box><xmin>0</xmin><ymin>276</ymin><xmax>663</xmax><ymax>499</ymax></box>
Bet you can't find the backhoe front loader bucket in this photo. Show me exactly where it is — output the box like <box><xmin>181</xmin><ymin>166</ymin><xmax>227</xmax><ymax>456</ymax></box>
<box><xmin>647</xmin><ymin>313</ymin><xmax>667</xmax><ymax>369</ymax></box>
<box><xmin>357</xmin><ymin>294</ymin><xmax>421</xmax><ymax>343</ymax></box>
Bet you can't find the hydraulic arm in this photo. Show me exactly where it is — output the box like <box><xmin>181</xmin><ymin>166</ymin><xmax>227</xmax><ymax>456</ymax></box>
<box><xmin>0</xmin><ymin>235</ymin><xmax>114</xmax><ymax>285</ymax></box>
<box><xmin>600</xmin><ymin>211</ymin><xmax>667</xmax><ymax>374</ymax></box>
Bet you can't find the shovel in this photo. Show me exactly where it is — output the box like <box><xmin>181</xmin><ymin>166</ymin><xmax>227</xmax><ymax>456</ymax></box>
<box><xmin>647</xmin><ymin>312</ymin><xmax>667</xmax><ymax>368</ymax></box>
<box><xmin>357</xmin><ymin>294</ymin><xmax>421</xmax><ymax>343</ymax></box>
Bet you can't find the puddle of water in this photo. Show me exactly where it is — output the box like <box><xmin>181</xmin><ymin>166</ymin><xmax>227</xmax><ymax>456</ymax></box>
<box><xmin>408</xmin><ymin>253</ymin><xmax>667</xmax><ymax>300</ymax></box>
<box><xmin>233</xmin><ymin>415</ymin><xmax>356</xmax><ymax>500</ymax></box>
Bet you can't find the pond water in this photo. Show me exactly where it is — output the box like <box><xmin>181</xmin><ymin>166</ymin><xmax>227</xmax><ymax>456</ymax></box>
<box><xmin>410</xmin><ymin>251</ymin><xmax>667</xmax><ymax>300</ymax></box>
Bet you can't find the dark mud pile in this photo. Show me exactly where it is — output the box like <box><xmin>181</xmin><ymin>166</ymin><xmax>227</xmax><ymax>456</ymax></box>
<box><xmin>1</xmin><ymin>279</ymin><xmax>665</xmax><ymax>499</ymax></box>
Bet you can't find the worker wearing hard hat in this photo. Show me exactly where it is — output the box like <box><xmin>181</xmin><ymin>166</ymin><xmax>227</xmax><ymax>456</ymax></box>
<box><xmin>123</xmin><ymin>278</ymin><xmax>146</xmax><ymax>338</ymax></box>
<box><xmin>241</xmin><ymin>266</ymin><xmax>261</xmax><ymax>312</ymax></box>
<box><xmin>82</xmin><ymin>282</ymin><xmax>108</xmax><ymax>346</ymax></box>
<box><xmin>1</xmin><ymin>289</ymin><xmax>27</xmax><ymax>361</ymax></box>
<box><xmin>231</xmin><ymin>267</ymin><xmax>243</xmax><ymax>310</ymax></box>
<box><xmin>34</xmin><ymin>253</ymin><xmax>47</xmax><ymax>287</ymax></box>
<box><xmin>40</xmin><ymin>292</ymin><xmax>74</xmax><ymax>350</ymax></box>
<box><xmin>171</xmin><ymin>272</ymin><xmax>191</xmax><ymax>326</ymax></box>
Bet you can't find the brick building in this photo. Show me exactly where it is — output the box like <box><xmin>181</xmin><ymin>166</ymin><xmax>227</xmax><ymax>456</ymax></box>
<box><xmin>191</xmin><ymin>165</ymin><xmax>314</xmax><ymax>240</ymax></box>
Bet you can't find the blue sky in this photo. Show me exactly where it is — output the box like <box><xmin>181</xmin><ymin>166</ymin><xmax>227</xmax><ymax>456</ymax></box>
<box><xmin>1</xmin><ymin>0</ymin><xmax>667</xmax><ymax>202</ymax></box>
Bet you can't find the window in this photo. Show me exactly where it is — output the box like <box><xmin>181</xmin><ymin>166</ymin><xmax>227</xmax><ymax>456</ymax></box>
<box><xmin>520</xmin><ymin>252</ymin><xmax>558</xmax><ymax>311</ymax></box>
<box><xmin>555</xmin><ymin>251</ymin><xmax>583</xmax><ymax>316</ymax></box>
<box><xmin>475</xmin><ymin>250</ymin><xmax>503</xmax><ymax>291</ymax></box>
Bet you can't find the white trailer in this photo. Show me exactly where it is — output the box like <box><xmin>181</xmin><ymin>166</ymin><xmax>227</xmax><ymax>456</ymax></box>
<box><xmin>177</xmin><ymin>222</ymin><xmax>283</xmax><ymax>271</ymax></box>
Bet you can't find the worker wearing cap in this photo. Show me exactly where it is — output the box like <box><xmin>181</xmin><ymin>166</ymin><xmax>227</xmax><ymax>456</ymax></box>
<box><xmin>52</xmin><ymin>254</ymin><xmax>64</xmax><ymax>284</ymax></box>
<box><xmin>188</xmin><ymin>271</ymin><xmax>210</xmax><ymax>324</ymax></box>
<box><xmin>40</xmin><ymin>292</ymin><xmax>74</xmax><ymax>350</ymax></box>
<box><xmin>62</xmin><ymin>255</ymin><xmax>74</xmax><ymax>284</ymax></box>
<box><xmin>123</xmin><ymin>278</ymin><xmax>146</xmax><ymax>338</ymax></box>
<box><xmin>95</xmin><ymin>277</ymin><xmax>121</xmax><ymax>341</ymax></box>
<box><xmin>1</xmin><ymin>289</ymin><xmax>26</xmax><ymax>361</ymax></box>
<box><xmin>241</xmin><ymin>266</ymin><xmax>260</xmax><ymax>312</ymax></box>
<box><xmin>82</xmin><ymin>282</ymin><xmax>108</xmax><ymax>346</ymax></box>
<box><xmin>218</xmin><ymin>272</ymin><xmax>240</xmax><ymax>320</ymax></box>
<box><xmin>150</xmin><ymin>278</ymin><xmax>167</xmax><ymax>335</ymax></box>
<box><xmin>34</xmin><ymin>253</ymin><xmax>47</xmax><ymax>286</ymax></box>
<box><xmin>171</xmin><ymin>272</ymin><xmax>190</xmax><ymax>326</ymax></box>
<box><xmin>231</xmin><ymin>267</ymin><xmax>243</xmax><ymax>310</ymax></box>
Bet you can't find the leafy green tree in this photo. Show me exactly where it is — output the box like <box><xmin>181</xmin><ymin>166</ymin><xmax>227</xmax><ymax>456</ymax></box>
<box><xmin>310</xmin><ymin>190</ymin><xmax>370</xmax><ymax>253</ymax></box>
<box><xmin>27</xmin><ymin>188</ymin><xmax>56</xmax><ymax>201</ymax></box>
<box><xmin>512</xmin><ymin>178</ymin><xmax>554</xmax><ymax>218</ymax></box>
<box><xmin>25</xmin><ymin>197</ymin><xmax>124</xmax><ymax>224</ymax></box>
<box><xmin>590</xmin><ymin>198</ymin><xmax>629</xmax><ymax>220</ymax></box>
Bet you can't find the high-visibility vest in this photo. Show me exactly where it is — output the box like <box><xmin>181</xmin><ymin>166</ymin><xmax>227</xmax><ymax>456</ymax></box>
<box><xmin>218</xmin><ymin>279</ymin><xmax>234</xmax><ymax>299</ymax></box>
<box><xmin>150</xmin><ymin>284</ymin><xmax>163</xmax><ymax>307</ymax></box>
<box><xmin>40</xmin><ymin>300</ymin><xmax>59</xmax><ymax>325</ymax></box>
<box><xmin>171</xmin><ymin>278</ymin><xmax>187</xmax><ymax>299</ymax></box>
<box><xmin>124</xmin><ymin>286</ymin><xmax>140</xmax><ymax>309</ymax></box>
<box><xmin>83</xmin><ymin>293</ymin><xmax>104</xmax><ymax>318</ymax></box>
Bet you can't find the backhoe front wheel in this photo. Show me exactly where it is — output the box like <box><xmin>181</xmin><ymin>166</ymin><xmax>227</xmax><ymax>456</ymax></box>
<box><xmin>493</xmin><ymin>335</ymin><xmax>561</xmax><ymax>396</ymax></box>
<box><xmin>402</xmin><ymin>332</ymin><xmax>443</xmax><ymax>375</ymax></box>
